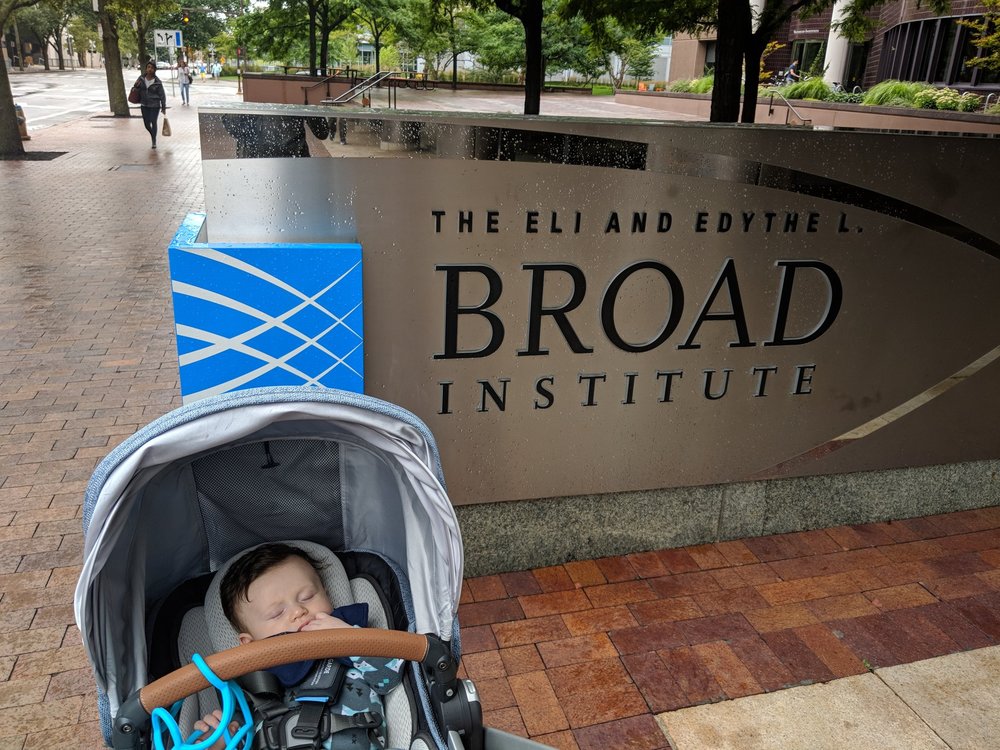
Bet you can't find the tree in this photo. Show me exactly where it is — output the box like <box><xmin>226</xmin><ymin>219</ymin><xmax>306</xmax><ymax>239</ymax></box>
<box><xmin>231</xmin><ymin>1</ymin><xmax>354</xmax><ymax>74</ymax></box>
<box><xmin>1</xmin><ymin>0</ymin><xmax>45</xmax><ymax>156</ymax></box>
<box><xmin>466</xmin><ymin>6</ymin><xmax>522</xmax><ymax>80</ymax></box>
<box><xmin>488</xmin><ymin>0</ymin><xmax>542</xmax><ymax>113</ymax></box>
<box><xmin>96</xmin><ymin>0</ymin><xmax>130</xmax><ymax>116</ymax></box>
<box><xmin>18</xmin><ymin>0</ymin><xmax>75</xmax><ymax>70</ymax></box>
<box><xmin>586</xmin><ymin>16</ymin><xmax>660</xmax><ymax>89</ymax></box>
<box><xmin>354</xmin><ymin>0</ymin><xmax>401</xmax><ymax>73</ymax></box>
<box><xmin>960</xmin><ymin>0</ymin><xmax>1000</xmax><ymax>73</ymax></box>
<box><xmin>411</xmin><ymin>0</ymin><xmax>480</xmax><ymax>85</ymax></box>
<box><xmin>569</xmin><ymin>0</ymin><xmax>958</xmax><ymax>123</ymax></box>
<box><xmin>108</xmin><ymin>0</ymin><xmax>178</xmax><ymax>64</ymax></box>
<box><xmin>541</xmin><ymin>7</ymin><xmax>603</xmax><ymax>81</ymax></box>
<box><xmin>66</xmin><ymin>2</ymin><xmax>100</xmax><ymax>67</ymax></box>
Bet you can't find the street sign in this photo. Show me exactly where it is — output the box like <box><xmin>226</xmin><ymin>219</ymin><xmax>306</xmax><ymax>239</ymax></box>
<box><xmin>154</xmin><ymin>29</ymin><xmax>183</xmax><ymax>48</ymax></box>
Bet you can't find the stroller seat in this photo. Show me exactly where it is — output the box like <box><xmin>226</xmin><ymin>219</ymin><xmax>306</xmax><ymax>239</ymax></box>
<box><xmin>162</xmin><ymin>540</ymin><xmax>426</xmax><ymax>749</ymax></box>
<box><xmin>77</xmin><ymin>388</ymin><xmax>542</xmax><ymax>750</ymax></box>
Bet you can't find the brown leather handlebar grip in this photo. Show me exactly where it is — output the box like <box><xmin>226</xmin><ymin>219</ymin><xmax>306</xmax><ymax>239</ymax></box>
<box><xmin>140</xmin><ymin>629</ymin><xmax>429</xmax><ymax>712</ymax></box>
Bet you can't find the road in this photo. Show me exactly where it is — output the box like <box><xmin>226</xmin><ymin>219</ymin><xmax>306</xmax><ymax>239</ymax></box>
<box><xmin>8</xmin><ymin>66</ymin><xmax>223</xmax><ymax>133</ymax></box>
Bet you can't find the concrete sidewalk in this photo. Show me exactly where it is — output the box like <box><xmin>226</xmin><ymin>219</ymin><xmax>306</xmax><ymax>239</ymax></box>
<box><xmin>2</xmin><ymin>77</ymin><xmax>999</xmax><ymax>750</ymax></box>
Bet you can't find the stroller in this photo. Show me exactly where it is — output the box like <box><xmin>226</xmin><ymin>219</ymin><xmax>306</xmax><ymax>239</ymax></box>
<box><xmin>75</xmin><ymin>386</ymin><xmax>548</xmax><ymax>750</ymax></box>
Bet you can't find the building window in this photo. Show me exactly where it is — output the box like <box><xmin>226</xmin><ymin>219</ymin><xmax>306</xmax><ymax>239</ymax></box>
<box><xmin>879</xmin><ymin>15</ymin><xmax>994</xmax><ymax>89</ymax></box>
<box><xmin>844</xmin><ymin>42</ymin><xmax>870</xmax><ymax>91</ymax></box>
<box><xmin>703</xmin><ymin>41</ymin><xmax>716</xmax><ymax>75</ymax></box>
<box><xmin>790</xmin><ymin>40</ymin><xmax>825</xmax><ymax>75</ymax></box>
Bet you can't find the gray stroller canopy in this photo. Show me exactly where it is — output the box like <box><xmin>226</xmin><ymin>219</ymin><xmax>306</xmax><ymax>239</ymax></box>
<box><xmin>74</xmin><ymin>386</ymin><xmax>463</xmax><ymax>720</ymax></box>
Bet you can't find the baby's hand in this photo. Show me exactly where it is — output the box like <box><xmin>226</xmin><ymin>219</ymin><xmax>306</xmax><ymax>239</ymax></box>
<box><xmin>193</xmin><ymin>710</ymin><xmax>240</xmax><ymax>750</ymax></box>
<box><xmin>299</xmin><ymin>612</ymin><xmax>350</xmax><ymax>631</ymax></box>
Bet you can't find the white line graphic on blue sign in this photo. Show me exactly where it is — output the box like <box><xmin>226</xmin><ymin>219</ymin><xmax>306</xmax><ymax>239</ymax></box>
<box><xmin>173</xmin><ymin>269</ymin><xmax>361</xmax><ymax>366</ymax></box>
<box><xmin>168</xmin><ymin>216</ymin><xmax>363</xmax><ymax>402</ymax></box>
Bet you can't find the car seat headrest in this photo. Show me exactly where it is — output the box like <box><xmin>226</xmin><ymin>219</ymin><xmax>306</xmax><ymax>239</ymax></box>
<box><xmin>203</xmin><ymin>540</ymin><xmax>354</xmax><ymax>652</ymax></box>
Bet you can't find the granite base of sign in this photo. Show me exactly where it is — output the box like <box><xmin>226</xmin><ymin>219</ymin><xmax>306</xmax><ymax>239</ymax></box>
<box><xmin>458</xmin><ymin>459</ymin><xmax>1000</xmax><ymax>577</ymax></box>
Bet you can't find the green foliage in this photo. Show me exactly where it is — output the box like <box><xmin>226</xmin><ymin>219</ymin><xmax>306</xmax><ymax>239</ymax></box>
<box><xmin>467</xmin><ymin>7</ymin><xmax>524</xmax><ymax>81</ymax></box>
<box><xmin>958</xmin><ymin>0</ymin><xmax>1000</xmax><ymax>73</ymax></box>
<box><xmin>827</xmin><ymin>90</ymin><xmax>864</xmax><ymax>104</ymax></box>
<box><xmin>805</xmin><ymin>41</ymin><xmax>826</xmax><ymax>78</ymax></box>
<box><xmin>667</xmin><ymin>74</ymin><xmax>712</xmax><ymax>94</ymax></box>
<box><xmin>959</xmin><ymin>92</ymin><xmax>983</xmax><ymax>112</ymax></box>
<box><xmin>759</xmin><ymin>40</ymin><xmax>785</xmax><ymax>85</ymax></box>
<box><xmin>542</xmin><ymin>9</ymin><xmax>602</xmax><ymax>80</ymax></box>
<box><xmin>690</xmin><ymin>73</ymin><xmax>713</xmax><ymax>93</ymax></box>
<box><xmin>861</xmin><ymin>80</ymin><xmax>933</xmax><ymax>107</ymax></box>
<box><xmin>913</xmin><ymin>88</ymin><xmax>937</xmax><ymax>109</ymax></box>
<box><xmin>781</xmin><ymin>76</ymin><xmax>833</xmax><ymax>101</ymax></box>
<box><xmin>987</xmin><ymin>103</ymin><xmax>1000</xmax><ymax>115</ymax></box>
<box><xmin>913</xmin><ymin>87</ymin><xmax>983</xmax><ymax>112</ymax></box>
<box><xmin>583</xmin><ymin>15</ymin><xmax>661</xmax><ymax>89</ymax></box>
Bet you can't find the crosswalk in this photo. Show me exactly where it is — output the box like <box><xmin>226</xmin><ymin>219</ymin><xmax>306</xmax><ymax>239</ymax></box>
<box><xmin>10</xmin><ymin>69</ymin><xmax>119</xmax><ymax>131</ymax></box>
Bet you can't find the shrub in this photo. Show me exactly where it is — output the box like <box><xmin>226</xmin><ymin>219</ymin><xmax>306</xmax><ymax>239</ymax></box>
<box><xmin>690</xmin><ymin>74</ymin><xmax>714</xmax><ymax>94</ymax></box>
<box><xmin>959</xmin><ymin>92</ymin><xmax>982</xmax><ymax>112</ymax></box>
<box><xmin>782</xmin><ymin>77</ymin><xmax>834</xmax><ymax>101</ymax></box>
<box><xmin>986</xmin><ymin>103</ymin><xmax>1000</xmax><ymax>115</ymax></box>
<box><xmin>827</xmin><ymin>90</ymin><xmax>864</xmax><ymax>104</ymax></box>
<box><xmin>913</xmin><ymin>88</ymin><xmax>938</xmax><ymax>109</ymax></box>
<box><xmin>931</xmin><ymin>87</ymin><xmax>963</xmax><ymax>110</ymax></box>
<box><xmin>862</xmin><ymin>80</ymin><xmax>933</xmax><ymax>107</ymax></box>
<box><xmin>669</xmin><ymin>78</ymin><xmax>694</xmax><ymax>93</ymax></box>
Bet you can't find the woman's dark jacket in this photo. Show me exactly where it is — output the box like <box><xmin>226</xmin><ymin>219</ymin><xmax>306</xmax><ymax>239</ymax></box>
<box><xmin>133</xmin><ymin>75</ymin><xmax>166</xmax><ymax>109</ymax></box>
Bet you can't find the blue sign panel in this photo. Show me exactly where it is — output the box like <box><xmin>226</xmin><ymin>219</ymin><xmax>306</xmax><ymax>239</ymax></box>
<box><xmin>169</xmin><ymin>213</ymin><xmax>363</xmax><ymax>402</ymax></box>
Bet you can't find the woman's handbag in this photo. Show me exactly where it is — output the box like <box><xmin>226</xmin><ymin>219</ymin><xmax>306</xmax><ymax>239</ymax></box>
<box><xmin>161</xmin><ymin>117</ymin><xmax>172</xmax><ymax>137</ymax></box>
<box><xmin>128</xmin><ymin>86</ymin><xmax>140</xmax><ymax>104</ymax></box>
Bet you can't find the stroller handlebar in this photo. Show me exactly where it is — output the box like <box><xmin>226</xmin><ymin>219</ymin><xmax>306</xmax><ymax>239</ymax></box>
<box><xmin>140</xmin><ymin>629</ymin><xmax>430</xmax><ymax>712</ymax></box>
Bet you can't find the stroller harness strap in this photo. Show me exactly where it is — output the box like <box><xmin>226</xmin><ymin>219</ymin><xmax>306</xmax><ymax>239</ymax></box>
<box><xmin>251</xmin><ymin>659</ymin><xmax>385</xmax><ymax>750</ymax></box>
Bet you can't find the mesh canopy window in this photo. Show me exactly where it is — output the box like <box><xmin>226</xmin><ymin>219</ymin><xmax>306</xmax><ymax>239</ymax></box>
<box><xmin>193</xmin><ymin>439</ymin><xmax>346</xmax><ymax>566</ymax></box>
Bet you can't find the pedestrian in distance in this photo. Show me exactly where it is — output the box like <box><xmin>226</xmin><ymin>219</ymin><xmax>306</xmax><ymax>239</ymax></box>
<box><xmin>132</xmin><ymin>60</ymin><xmax>167</xmax><ymax>149</ymax></box>
<box><xmin>784</xmin><ymin>59</ymin><xmax>801</xmax><ymax>84</ymax></box>
<box><xmin>178</xmin><ymin>59</ymin><xmax>193</xmax><ymax>106</ymax></box>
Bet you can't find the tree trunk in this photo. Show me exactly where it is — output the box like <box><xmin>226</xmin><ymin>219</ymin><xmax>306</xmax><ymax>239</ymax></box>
<box><xmin>97</xmin><ymin>0</ymin><xmax>130</xmax><ymax>117</ymax></box>
<box><xmin>741</xmin><ymin>35</ymin><xmax>767</xmax><ymax>123</ymax></box>
<box><xmin>319</xmin><ymin>7</ymin><xmax>330</xmax><ymax>74</ymax></box>
<box><xmin>0</xmin><ymin>42</ymin><xmax>25</xmax><ymax>157</ymax></box>
<box><xmin>308</xmin><ymin>3</ymin><xmax>318</xmax><ymax>75</ymax></box>
<box><xmin>136</xmin><ymin>18</ymin><xmax>148</xmax><ymax>64</ymax></box>
<box><xmin>450</xmin><ymin>10</ymin><xmax>458</xmax><ymax>90</ymax></box>
<box><xmin>710</xmin><ymin>0</ymin><xmax>748</xmax><ymax>123</ymax></box>
<box><xmin>521</xmin><ymin>0</ymin><xmax>543</xmax><ymax>115</ymax></box>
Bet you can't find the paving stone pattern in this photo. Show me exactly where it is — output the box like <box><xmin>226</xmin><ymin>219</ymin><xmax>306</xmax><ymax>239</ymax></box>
<box><xmin>459</xmin><ymin>509</ymin><xmax>1000</xmax><ymax>750</ymax></box>
<box><xmin>2</xmin><ymin>82</ymin><xmax>1000</xmax><ymax>750</ymax></box>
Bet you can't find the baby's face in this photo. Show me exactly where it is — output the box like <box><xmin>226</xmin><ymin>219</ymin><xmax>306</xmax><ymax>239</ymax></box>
<box><xmin>235</xmin><ymin>556</ymin><xmax>333</xmax><ymax>645</ymax></box>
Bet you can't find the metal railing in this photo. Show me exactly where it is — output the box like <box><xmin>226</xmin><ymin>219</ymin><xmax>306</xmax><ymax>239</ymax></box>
<box><xmin>325</xmin><ymin>70</ymin><xmax>398</xmax><ymax>107</ymax></box>
<box><xmin>301</xmin><ymin>70</ymin><xmax>355</xmax><ymax>105</ymax></box>
<box><xmin>767</xmin><ymin>90</ymin><xmax>812</xmax><ymax>126</ymax></box>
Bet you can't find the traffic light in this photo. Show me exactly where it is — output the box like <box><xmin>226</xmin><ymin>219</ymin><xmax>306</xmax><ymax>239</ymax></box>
<box><xmin>182</xmin><ymin>11</ymin><xmax>190</xmax><ymax>24</ymax></box>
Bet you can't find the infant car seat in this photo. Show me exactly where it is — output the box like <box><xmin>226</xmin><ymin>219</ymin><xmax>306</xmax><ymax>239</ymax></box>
<box><xmin>150</xmin><ymin>540</ymin><xmax>437</xmax><ymax>749</ymax></box>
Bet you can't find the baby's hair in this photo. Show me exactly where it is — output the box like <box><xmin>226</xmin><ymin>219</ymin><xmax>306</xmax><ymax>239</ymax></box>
<box><xmin>220</xmin><ymin>542</ymin><xmax>325</xmax><ymax>632</ymax></box>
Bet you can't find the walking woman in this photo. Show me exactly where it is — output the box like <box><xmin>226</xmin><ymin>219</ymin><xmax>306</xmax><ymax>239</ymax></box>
<box><xmin>131</xmin><ymin>61</ymin><xmax>167</xmax><ymax>149</ymax></box>
<box><xmin>178</xmin><ymin>59</ymin><xmax>192</xmax><ymax>105</ymax></box>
